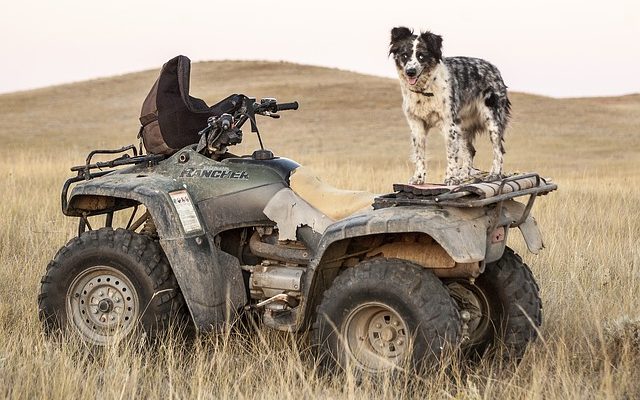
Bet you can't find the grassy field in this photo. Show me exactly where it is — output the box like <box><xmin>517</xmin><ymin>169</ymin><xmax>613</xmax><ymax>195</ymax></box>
<box><xmin>0</xmin><ymin>61</ymin><xmax>639</xmax><ymax>399</ymax></box>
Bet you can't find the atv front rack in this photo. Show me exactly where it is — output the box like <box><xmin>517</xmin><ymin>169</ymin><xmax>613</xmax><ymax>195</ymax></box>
<box><xmin>374</xmin><ymin>173</ymin><xmax>557</xmax><ymax>227</ymax></box>
<box><xmin>61</xmin><ymin>145</ymin><xmax>165</xmax><ymax>215</ymax></box>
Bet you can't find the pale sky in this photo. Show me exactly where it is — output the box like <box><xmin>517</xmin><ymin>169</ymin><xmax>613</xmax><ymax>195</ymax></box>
<box><xmin>1</xmin><ymin>0</ymin><xmax>638</xmax><ymax>97</ymax></box>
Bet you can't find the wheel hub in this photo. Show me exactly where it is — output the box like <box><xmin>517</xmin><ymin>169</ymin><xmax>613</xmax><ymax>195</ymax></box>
<box><xmin>343</xmin><ymin>302</ymin><xmax>410</xmax><ymax>371</ymax></box>
<box><xmin>97</xmin><ymin>298</ymin><xmax>114</xmax><ymax>313</ymax></box>
<box><xmin>379</xmin><ymin>326</ymin><xmax>396</xmax><ymax>342</ymax></box>
<box><xmin>447</xmin><ymin>281</ymin><xmax>490</xmax><ymax>345</ymax></box>
<box><xmin>66</xmin><ymin>266</ymin><xmax>139</xmax><ymax>345</ymax></box>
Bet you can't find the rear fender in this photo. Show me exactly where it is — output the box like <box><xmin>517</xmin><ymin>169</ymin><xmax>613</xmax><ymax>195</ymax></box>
<box><xmin>297</xmin><ymin>201</ymin><xmax>541</xmax><ymax>331</ymax></box>
<box><xmin>66</xmin><ymin>174</ymin><xmax>246</xmax><ymax>331</ymax></box>
<box><xmin>296</xmin><ymin>206</ymin><xmax>489</xmax><ymax>329</ymax></box>
<box><xmin>314</xmin><ymin>206</ymin><xmax>490</xmax><ymax>265</ymax></box>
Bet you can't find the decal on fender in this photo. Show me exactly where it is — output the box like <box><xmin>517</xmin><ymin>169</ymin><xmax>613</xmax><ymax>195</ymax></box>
<box><xmin>169</xmin><ymin>190</ymin><xmax>203</xmax><ymax>234</ymax></box>
<box><xmin>180</xmin><ymin>167</ymin><xmax>249</xmax><ymax>180</ymax></box>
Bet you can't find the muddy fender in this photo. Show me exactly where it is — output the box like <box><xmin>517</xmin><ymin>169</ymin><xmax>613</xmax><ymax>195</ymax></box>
<box><xmin>66</xmin><ymin>174</ymin><xmax>246</xmax><ymax>330</ymax></box>
<box><xmin>314</xmin><ymin>206</ymin><xmax>490</xmax><ymax>265</ymax></box>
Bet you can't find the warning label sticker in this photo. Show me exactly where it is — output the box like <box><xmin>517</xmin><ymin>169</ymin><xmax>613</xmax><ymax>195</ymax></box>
<box><xmin>169</xmin><ymin>190</ymin><xmax>203</xmax><ymax>234</ymax></box>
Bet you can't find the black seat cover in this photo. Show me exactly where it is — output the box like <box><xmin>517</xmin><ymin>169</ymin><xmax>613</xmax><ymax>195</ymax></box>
<box><xmin>140</xmin><ymin>55</ymin><xmax>245</xmax><ymax>153</ymax></box>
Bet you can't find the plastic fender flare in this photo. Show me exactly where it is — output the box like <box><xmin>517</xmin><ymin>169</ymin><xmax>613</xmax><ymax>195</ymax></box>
<box><xmin>314</xmin><ymin>206</ymin><xmax>490</xmax><ymax>265</ymax></box>
<box><xmin>67</xmin><ymin>175</ymin><xmax>246</xmax><ymax>331</ymax></box>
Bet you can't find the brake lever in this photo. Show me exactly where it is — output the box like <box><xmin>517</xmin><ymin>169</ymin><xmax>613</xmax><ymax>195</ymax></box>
<box><xmin>264</xmin><ymin>112</ymin><xmax>280</xmax><ymax>119</ymax></box>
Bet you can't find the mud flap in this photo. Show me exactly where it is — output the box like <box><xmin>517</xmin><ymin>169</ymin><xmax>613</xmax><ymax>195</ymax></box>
<box><xmin>518</xmin><ymin>216</ymin><xmax>544</xmax><ymax>254</ymax></box>
<box><xmin>502</xmin><ymin>201</ymin><xmax>544</xmax><ymax>254</ymax></box>
<box><xmin>160</xmin><ymin>236</ymin><xmax>246</xmax><ymax>330</ymax></box>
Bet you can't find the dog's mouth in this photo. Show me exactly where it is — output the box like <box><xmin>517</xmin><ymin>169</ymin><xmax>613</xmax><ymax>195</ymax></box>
<box><xmin>406</xmin><ymin>75</ymin><xmax>419</xmax><ymax>86</ymax></box>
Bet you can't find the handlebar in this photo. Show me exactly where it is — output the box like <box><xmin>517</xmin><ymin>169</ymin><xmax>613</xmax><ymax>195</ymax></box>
<box><xmin>253</xmin><ymin>98</ymin><xmax>299</xmax><ymax>114</ymax></box>
<box><xmin>232</xmin><ymin>97</ymin><xmax>299</xmax><ymax>129</ymax></box>
<box><xmin>276</xmin><ymin>101</ymin><xmax>299</xmax><ymax>112</ymax></box>
<box><xmin>198</xmin><ymin>96</ymin><xmax>298</xmax><ymax>155</ymax></box>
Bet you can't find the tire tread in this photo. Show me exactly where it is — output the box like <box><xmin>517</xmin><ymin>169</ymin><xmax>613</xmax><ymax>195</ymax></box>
<box><xmin>38</xmin><ymin>227</ymin><xmax>187</xmax><ymax>341</ymax></box>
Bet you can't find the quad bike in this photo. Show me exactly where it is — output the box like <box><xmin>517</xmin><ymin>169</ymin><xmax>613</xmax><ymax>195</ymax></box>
<box><xmin>39</xmin><ymin>65</ymin><xmax>556</xmax><ymax>374</ymax></box>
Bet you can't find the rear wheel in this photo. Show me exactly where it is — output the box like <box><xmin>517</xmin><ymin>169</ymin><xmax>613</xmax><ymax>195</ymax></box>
<box><xmin>448</xmin><ymin>247</ymin><xmax>542</xmax><ymax>360</ymax></box>
<box><xmin>38</xmin><ymin>228</ymin><xmax>188</xmax><ymax>345</ymax></box>
<box><xmin>312</xmin><ymin>258</ymin><xmax>460</xmax><ymax>374</ymax></box>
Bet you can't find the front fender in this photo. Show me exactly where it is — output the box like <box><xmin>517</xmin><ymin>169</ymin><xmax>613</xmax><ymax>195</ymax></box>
<box><xmin>66</xmin><ymin>171</ymin><xmax>246</xmax><ymax>331</ymax></box>
<box><xmin>68</xmin><ymin>172</ymin><xmax>186</xmax><ymax>238</ymax></box>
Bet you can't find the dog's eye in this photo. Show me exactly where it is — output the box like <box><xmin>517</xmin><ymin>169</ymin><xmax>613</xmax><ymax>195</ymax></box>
<box><xmin>400</xmin><ymin>54</ymin><xmax>409</xmax><ymax>62</ymax></box>
<box><xmin>417</xmin><ymin>53</ymin><xmax>425</xmax><ymax>61</ymax></box>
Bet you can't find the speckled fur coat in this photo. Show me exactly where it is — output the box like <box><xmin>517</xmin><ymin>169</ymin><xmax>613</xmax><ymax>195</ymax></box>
<box><xmin>390</xmin><ymin>27</ymin><xmax>511</xmax><ymax>185</ymax></box>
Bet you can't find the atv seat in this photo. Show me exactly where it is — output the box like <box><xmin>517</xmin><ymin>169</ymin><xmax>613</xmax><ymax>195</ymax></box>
<box><xmin>139</xmin><ymin>55</ymin><xmax>245</xmax><ymax>154</ymax></box>
<box><xmin>289</xmin><ymin>167</ymin><xmax>377</xmax><ymax>221</ymax></box>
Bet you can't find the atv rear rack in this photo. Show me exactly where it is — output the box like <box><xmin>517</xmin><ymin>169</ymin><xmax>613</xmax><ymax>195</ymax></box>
<box><xmin>61</xmin><ymin>145</ymin><xmax>165</xmax><ymax>215</ymax></box>
<box><xmin>374</xmin><ymin>173</ymin><xmax>557</xmax><ymax>227</ymax></box>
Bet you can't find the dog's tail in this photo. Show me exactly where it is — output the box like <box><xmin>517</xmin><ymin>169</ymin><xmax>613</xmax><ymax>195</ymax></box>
<box><xmin>484</xmin><ymin>89</ymin><xmax>511</xmax><ymax>119</ymax></box>
<box><xmin>503</xmin><ymin>96</ymin><xmax>512</xmax><ymax>118</ymax></box>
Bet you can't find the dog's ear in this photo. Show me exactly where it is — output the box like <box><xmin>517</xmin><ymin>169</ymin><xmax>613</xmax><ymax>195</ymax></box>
<box><xmin>420</xmin><ymin>31</ymin><xmax>443</xmax><ymax>60</ymax></box>
<box><xmin>390</xmin><ymin>27</ymin><xmax>413</xmax><ymax>56</ymax></box>
<box><xmin>390</xmin><ymin>27</ymin><xmax>413</xmax><ymax>44</ymax></box>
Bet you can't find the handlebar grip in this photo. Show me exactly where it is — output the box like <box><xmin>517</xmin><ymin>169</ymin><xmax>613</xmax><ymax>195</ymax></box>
<box><xmin>276</xmin><ymin>101</ymin><xmax>299</xmax><ymax>111</ymax></box>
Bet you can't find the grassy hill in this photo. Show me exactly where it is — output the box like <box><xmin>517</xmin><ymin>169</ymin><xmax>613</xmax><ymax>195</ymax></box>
<box><xmin>2</xmin><ymin>61</ymin><xmax>638</xmax><ymax>178</ymax></box>
<box><xmin>0</xmin><ymin>61</ymin><xmax>639</xmax><ymax>399</ymax></box>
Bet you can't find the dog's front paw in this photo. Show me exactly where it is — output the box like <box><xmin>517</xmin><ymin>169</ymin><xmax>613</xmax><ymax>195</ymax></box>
<box><xmin>409</xmin><ymin>173</ymin><xmax>426</xmax><ymax>185</ymax></box>
<box><xmin>469</xmin><ymin>167</ymin><xmax>483</xmax><ymax>177</ymax></box>
<box><xmin>486</xmin><ymin>173</ymin><xmax>506</xmax><ymax>182</ymax></box>
<box><xmin>487</xmin><ymin>167</ymin><xmax>506</xmax><ymax>182</ymax></box>
<box><xmin>449</xmin><ymin>168</ymin><xmax>477</xmax><ymax>185</ymax></box>
<box><xmin>444</xmin><ymin>176</ymin><xmax>462</xmax><ymax>186</ymax></box>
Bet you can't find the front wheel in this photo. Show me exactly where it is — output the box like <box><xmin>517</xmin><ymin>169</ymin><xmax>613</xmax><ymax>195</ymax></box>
<box><xmin>312</xmin><ymin>258</ymin><xmax>461</xmax><ymax>374</ymax></box>
<box><xmin>38</xmin><ymin>228</ymin><xmax>188</xmax><ymax>345</ymax></box>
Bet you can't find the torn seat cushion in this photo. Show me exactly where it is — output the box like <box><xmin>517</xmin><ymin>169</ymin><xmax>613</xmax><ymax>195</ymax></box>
<box><xmin>288</xmin><ymin>167</ymin><xmax>377</xmax><ymax>221</ymax></box>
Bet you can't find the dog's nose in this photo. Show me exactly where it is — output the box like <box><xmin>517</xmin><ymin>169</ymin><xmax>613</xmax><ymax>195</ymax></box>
<box><xmin>405</xmin><ymin>68</ymin><xmax>417</xmax><ymax>77</ymax></box>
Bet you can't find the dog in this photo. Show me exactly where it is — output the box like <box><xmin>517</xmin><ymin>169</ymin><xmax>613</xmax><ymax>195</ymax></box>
<box><xmin>389</xmin><ymin>27</ymin><xmax>511</xmax><ymax>185</ymax></box>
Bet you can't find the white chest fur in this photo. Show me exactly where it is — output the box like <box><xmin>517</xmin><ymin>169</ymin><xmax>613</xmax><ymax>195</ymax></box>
<box><xmin>401</xmin><ymin>63</ymin><xmax>451</xmax><ymax>129</ymax></box>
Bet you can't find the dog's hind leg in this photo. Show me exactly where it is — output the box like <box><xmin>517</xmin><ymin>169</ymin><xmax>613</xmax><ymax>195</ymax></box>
<box><xmin>478</xmin><ymin>91</ymin><xmax>510</xmax><ymax>180</ymax></box>
<box><xmin>443</xmin><ymin>121</ymin><xmax>463</xmax><ymax>186</ymax></box>
<box><xmin>458</xmin><ymin>129</ymin><xmax>478</xmax><ymax>178</ymax></box>
<box><xmin>406</xmin><ymin>116</ymin><xmax>430</xmax><ymax>185</ymax></box>
<box><xmin>488</xmin><ymin>126</ymin><xmax>505</xmax><ymax>180</ymax></box>
<box><xmin>479</xmin><ymin>106</ymin><xmax>506</xmax><ymax>180</ymax></box>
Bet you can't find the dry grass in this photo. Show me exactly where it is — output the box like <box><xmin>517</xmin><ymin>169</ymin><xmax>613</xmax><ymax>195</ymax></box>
<box><xmin>0</xmin><ymin>61</ymin><xmax>639</xmax><ymax>399</ymax></box>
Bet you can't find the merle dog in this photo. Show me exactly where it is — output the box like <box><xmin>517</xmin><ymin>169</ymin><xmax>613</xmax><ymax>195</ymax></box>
<box><xmin>389</xmin><ymin>27</ymin><xmax>511</xmax><ymax>185</ymax></box>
